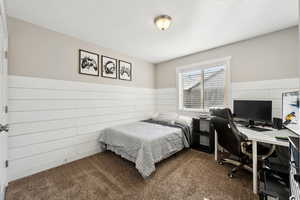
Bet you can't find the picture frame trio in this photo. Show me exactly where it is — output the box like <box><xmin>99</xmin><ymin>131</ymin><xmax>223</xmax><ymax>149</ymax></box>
<box><xmin>79</xmin><ymin>49</ymin><xmax>132</xmax><ymax>81</ymax></box>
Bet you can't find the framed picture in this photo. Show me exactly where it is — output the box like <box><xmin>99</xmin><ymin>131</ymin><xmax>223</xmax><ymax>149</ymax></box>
<box><xmin>119</xmin><ymin>60</ymin><xmax>132</xmax><ymax>81</ymax></box>
<box><xmin>79</xmin><ymin>49</ymin><xmax>99</xmax><ymax>76</ymax></box>
<box><xmin>101</xmin><ymin>56</ymin><xmax>117</xmax><ymax>79</ymax></box>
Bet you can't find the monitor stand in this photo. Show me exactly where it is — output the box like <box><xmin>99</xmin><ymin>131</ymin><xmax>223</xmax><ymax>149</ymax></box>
<box><xmin>245</xmin><ymin>120</ymin><xmax>255</xmax><ymax>128</ymax></box>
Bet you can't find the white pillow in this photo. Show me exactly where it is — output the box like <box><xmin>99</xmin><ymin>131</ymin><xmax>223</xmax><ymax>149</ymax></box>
<box><xmin>154</xmin><ymin>112</ymin><xmax>178</xmax><ymax>124</ymax></box>
<box><xmin>175</xmin><ymin>115</ymin><xmax>193</xmax><ymax>127</ymax></box>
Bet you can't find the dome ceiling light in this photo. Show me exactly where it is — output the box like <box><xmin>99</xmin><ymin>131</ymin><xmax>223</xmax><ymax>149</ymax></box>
<box><xmin>154</xmin><ymin>15</ymin><xmax>172</xmax><ymax>31</ymax></box>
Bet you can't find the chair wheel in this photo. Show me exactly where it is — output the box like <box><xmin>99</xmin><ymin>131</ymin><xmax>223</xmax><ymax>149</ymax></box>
<box><xmin>228</xmin><ymin>173</ymin><xmax>234</xmax><ymax>178</ymax></box>
<box><xmin>231</xmin><ymin>168</ymin><xmax>237</xmax><ymax>173</ymax></box>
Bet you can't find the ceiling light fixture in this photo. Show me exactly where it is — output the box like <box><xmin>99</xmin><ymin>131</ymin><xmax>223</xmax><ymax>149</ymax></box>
<box><xmin>154</xmin><ymin>15</ymin><xmax>172</xmax><ymax>31</ymax></box>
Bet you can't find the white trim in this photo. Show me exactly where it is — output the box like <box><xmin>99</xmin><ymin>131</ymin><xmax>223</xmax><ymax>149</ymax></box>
<box><xmin>176</xmin><ymin>56</ymin><xmax>232</xmax><ymax>112</ymax></box>
<box><xmin>0</xmin><ymin>0</ymin><xmax>7</xmax><ymax>38</ymax></box>
<box><xmin>180</xmin><ymin>108</ymin><xmax>210</xmax><ymax>113</ymax></box>
<box><xmin>0</xmin><ymin>191</ymin><xmax>4</xmax><ymax>200</ymax></box>
<box><xmin>0</xmin><ymin>0</ymin><xmax>8</xmax><ymax>194</ymax></box>
<box><xmin>225</xmin><ymin>58</ymin><xmax>232</xmax><ymax>109</ymax></box>
<box><xmin>176</xmin><ymin>56</ymin><xmax>232</xmax><ymax>73</ymax></box>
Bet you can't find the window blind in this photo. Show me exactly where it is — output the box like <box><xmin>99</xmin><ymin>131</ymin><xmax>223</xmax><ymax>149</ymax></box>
<box><xmin>180</xmin><ymin>65</ymin><xmax>225</xmax><ymax>110</ymax></box>
<box><xmin>182</xmin><ymin>70</ymin><xmax>202</xmax><ymax>109</ymax></box>
<box><xmin>203</xmin><ymin>66</ymin><xmax>225</xmax><ymax>108</ymax></box>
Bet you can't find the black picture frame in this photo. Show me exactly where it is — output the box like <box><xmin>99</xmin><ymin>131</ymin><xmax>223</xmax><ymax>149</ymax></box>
<box><xmin>78</xmin><ymin>49</ymin><xmax>99</xmax><ymax>76</ymax></box>
<box><xmin>119</xmin><ymin>60</ymin><xmax>132</xmax><ymax>81</ymax></box>
<box><xmin>101</xmin><ymin>55</ymin><xmax>118</xmax><ymax>79</ymax></box>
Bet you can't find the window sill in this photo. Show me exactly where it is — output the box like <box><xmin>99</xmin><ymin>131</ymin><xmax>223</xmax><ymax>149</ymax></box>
<box><xmin>179</xmin><ymin>108</ymin><xmax>210</xmax><ymax>113</ymax></box>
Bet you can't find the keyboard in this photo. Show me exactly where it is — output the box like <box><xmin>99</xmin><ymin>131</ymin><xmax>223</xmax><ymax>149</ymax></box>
<box><xmin>246</xmin><ymin>126</ymin><xmax>271</xmax><ymax>132</ymax></box>
<box><xmin>235</xmin><ymin>120</ymin><xmax>248</xmax><ymax>126</ymax></box>
<box><xmin>234</xmin><ymin>121</ymin><xmax>272</xmax><ymax>132</ymax></box>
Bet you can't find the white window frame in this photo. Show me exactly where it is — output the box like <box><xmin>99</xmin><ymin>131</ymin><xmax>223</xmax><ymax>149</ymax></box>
<box><xmin>176</xmin><ymin>56</ymin><xmax>232</xmax><ymax>113</ymax></box>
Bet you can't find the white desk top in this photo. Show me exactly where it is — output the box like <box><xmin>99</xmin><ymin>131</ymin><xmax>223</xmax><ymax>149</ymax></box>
<box><xmin>237</xmin><ymin>125</ymin><xmax>297</xmax><ymax>147</ymax></box>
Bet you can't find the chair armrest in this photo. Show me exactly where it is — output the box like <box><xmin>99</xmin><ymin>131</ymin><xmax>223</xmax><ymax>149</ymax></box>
<box><xmin>241</xmin><ymin>141</ymin><xmax>252</xmax><ymax>157</ymax></box>
<box><xmin>241</xmin><ymin>141</ymin><xmax>276</xmax><ymax>160</ymax></box>
<box><xmin>260</xmin><ymin>145</ymin><xmax>276</xmax><ymax>160</ymax></box>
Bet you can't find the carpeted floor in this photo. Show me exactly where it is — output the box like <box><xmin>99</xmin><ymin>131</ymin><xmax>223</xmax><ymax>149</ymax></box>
<box><xmin>6</xmin><ymin>149</ymin><xmax>258</xmax><ymax>200</ymax></box>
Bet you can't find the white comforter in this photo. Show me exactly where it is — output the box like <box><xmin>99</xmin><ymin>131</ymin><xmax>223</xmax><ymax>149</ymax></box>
<box><xmin>99</xmin><ymin>121</ymin><xmax>189</xmax><ymax>177</ymax></box>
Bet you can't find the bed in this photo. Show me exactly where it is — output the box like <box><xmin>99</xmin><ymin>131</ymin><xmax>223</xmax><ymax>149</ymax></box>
<box><xmin>98</xmin><ymin>118</ymin><xmax>192</xmax><ymax>178</ymax></box>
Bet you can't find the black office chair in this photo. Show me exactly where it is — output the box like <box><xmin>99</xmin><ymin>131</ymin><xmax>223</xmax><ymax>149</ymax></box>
<box><xmin>210</xmin><ymin>108</ymin><xmax>276</xmax><ymax>178</ymax></box>
<box><xmin>264</xmin><ymin>146</ymin><xmax>290</xmax><ymax>185</ymax></box>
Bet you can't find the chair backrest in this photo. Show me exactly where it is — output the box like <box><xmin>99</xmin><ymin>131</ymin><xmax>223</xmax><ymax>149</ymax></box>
<box><xmin>210</xmin><ymin>108</ymin><xmax>234</xmax><ymax>121</ymax></box>
<box><xmin>210</xmin><ymin>108</ymin><xmax>247</xmax><ymax>157</ymax></box>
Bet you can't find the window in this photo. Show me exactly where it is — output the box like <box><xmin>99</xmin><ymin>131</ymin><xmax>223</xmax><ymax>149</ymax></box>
<box><xmin>178</xmin><ymin>64</ymin><xmax>227</xmax><ymax>111</ymax></box>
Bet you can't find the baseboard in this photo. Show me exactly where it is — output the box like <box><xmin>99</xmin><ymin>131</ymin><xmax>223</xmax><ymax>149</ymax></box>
<box><xmin>0</xmin><ymin>183</ymin><xmax>8</xmax><ymax>200</ymax></box>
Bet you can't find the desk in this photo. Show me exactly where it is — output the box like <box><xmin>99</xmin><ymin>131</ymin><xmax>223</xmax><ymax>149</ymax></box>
<box><xmin>214</xmin><ymin>125</ymin><xmax>297</xmax><ymax>194</ymax></box>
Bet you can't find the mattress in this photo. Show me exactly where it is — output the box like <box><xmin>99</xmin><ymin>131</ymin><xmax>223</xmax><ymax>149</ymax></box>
<box><xmin>98</xmin><ymin>121</ymin><xmax>190</xmax><ymax>178</ymax></box>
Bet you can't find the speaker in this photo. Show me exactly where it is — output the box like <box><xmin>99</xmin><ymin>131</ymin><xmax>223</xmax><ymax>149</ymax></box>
<box><xmin>272</xmin><ymin>118</ymin><xmax>283</xmax><ymax>130</ymax></box>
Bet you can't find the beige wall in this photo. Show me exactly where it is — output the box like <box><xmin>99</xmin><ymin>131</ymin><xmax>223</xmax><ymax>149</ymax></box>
<box><xmin>155</xmin><ymin>27</ymin><xmax>298</xmax><ymax>88</ymax></box>
<box><xmin>8</xmin><ymin>16</ymin><xmax>298</xmax><ymax>90</ymax></box>
<box><xmin>8</xmin><ymin>17</ymin><xmax>155</xmax><ymax>88</ymax></box>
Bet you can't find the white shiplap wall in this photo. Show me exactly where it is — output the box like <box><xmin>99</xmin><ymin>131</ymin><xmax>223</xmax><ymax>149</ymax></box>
<box><xmin>7</xmin><ymin>76</ymin><xmax>155</xmax><ymax>181</ymax></box>
<box><xmin>156</xmin><ymin>78</ymin><xmax>299</xmax><ymax>118</ymax></box>
<box><xmin>232</xmin><ymin>78</ymin><xmax>299</xmax><ymax>118</ymax></box>
<box><xmin>156</xmin><ymin>88</ymin><xmax>177</xmax><ymax>113</ymax></box>
<box><xmin>7</xmin><ymin>77</ymin><xmax>299</xmax><ymax>181</ymax></box>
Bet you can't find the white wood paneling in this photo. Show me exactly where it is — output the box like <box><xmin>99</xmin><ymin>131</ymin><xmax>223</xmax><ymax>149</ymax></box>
<box><xmin>156</xmin><ymin>88</ymin><xmax>177</xmax><ymax>113</ymax></box>
<box><xmin>156</xmin><ymin>78</ymin><xmax>299</xmax><ymax>118</ymax></box>
<box><xmin>8</xmin><ymin>76</ymin><xmax>298</xmax><ymax>181</ymax></box>
<box><xmin>7</xmin><ymin>75</ymin><xmax>155</xmax><ymax>181</ymax></box>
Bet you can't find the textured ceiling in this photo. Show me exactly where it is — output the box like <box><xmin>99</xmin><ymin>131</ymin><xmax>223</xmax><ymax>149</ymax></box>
<box><xmin>6</xmin><ymin>0</ymin><xmax>298</xmax><ymax>63</ymax></box>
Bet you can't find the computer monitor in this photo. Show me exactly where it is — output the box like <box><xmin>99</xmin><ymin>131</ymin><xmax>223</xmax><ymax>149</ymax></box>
<box><xmin>282</xmin><ymin>91</ymin><xmax>299</xmax><ymax>134</ymax></box>
<box><xmin>233</xmin><ymin>100</ymin><xmax>272</xmax><ymax>123</ymax></box>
